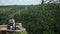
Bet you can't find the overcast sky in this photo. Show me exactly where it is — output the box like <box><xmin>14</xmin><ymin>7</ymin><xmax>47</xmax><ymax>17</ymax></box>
<box><xmin>0</xmin><ymin>0</ymin><xmax>41</xmax><ymax>5</ymax></box>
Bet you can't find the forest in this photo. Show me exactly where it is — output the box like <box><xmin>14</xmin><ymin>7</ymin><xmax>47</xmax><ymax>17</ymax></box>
<box><xmin>0</xmin><ymin>3</ymin><xmax>60</xmax><ymax>34</ymax></box>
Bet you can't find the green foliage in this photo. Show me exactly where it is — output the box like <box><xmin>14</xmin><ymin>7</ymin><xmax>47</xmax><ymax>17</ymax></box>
<box><xmin>0</xmin><ymin>4</ymin><xmax>60</xmax><ymax>34</ymax></box>
<box><xmin>16</xmin><ymin>31</ymin><xmax>28</xmax><ymax>34</ymax></box>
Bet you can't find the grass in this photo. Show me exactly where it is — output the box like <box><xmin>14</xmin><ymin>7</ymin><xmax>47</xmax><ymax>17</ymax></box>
<box><xmin>16</xmin><ymin>31</ymin><xmax>28</xmax><ymax>34</ymax></box>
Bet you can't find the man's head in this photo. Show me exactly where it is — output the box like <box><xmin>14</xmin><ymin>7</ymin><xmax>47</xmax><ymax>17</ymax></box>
<box><xmin>9</xmin><ymin>18</ymin><xmax>13</xmax><ymax>23</ymax></box>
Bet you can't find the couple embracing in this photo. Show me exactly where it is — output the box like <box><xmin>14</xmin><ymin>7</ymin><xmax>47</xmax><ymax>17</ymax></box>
<box><xmin>7</xmin><ymin>18</ymin><xmax>16</xmax><ymax>30</ymax></box>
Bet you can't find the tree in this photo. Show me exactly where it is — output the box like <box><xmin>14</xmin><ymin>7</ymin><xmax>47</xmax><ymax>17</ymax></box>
<box><xmin>45</xmin><ymin>0</ymin><xmax>60</xmax><ymax>4</ymax></box>
<box><xmin>41</xmin><ymin>0</ymin><xmax>44</xmax><ymax>4</ymax></box>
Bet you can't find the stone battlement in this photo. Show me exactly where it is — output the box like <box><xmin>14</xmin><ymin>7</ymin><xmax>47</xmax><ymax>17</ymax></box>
<box><xmin>0</xmin><ymin>23</ymin><xmax>26</xmax><ymax>32</ymax></box>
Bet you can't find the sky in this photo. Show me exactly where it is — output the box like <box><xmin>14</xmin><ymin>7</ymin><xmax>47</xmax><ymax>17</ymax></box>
<box><xmin>0</xmin><ymin>0</ymin><xmax>41</xmax><ymax>5</ymax></box>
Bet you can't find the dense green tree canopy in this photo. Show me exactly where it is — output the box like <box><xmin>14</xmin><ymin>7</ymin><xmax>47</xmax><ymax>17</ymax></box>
<box><xmin>0</xmin><ymin>4</ymin><xmax>60</xmax><ymax>34</ymax></box>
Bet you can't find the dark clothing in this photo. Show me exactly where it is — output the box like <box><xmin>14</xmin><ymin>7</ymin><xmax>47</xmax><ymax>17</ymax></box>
<box><xmin>7</xmin><ymin>23</ymin><xmax>16</xmax><ymax>30</ymax></box>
